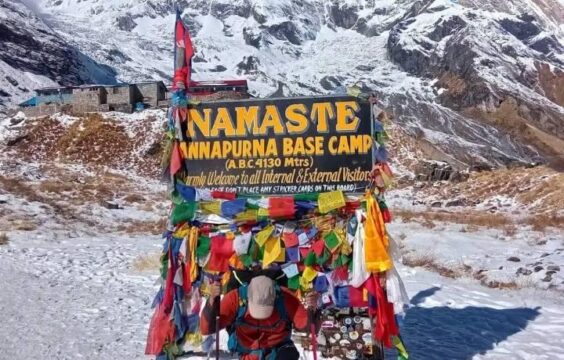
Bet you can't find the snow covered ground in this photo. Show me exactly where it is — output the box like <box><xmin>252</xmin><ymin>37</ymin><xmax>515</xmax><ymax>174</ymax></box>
<box><xmin>1</xmin><ymin>224</ymin><xmax>563</xmax><ymax>359</ymax></box>
<box><xmin>1</xmin><ymin>165</ymin><xmax>563</xmax><ymax>359</ymax></box>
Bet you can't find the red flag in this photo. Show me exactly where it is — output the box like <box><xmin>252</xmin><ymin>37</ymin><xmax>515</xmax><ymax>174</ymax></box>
<box><xmin>173</xmin><ymin>11</ymin><xmax>195</xmax><ymax>90</ymax></box>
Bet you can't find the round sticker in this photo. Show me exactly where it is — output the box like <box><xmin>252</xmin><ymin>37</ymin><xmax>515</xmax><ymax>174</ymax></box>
<box><xmin>362</xmin><ymin>333</ymin><xmax>373</xmax><ymax>344</ymax></box>
<box><xmin>354</xmin><ymin>316</ymin><xmax>362</xmax><ymax>324</ymax></box>
<box><xmin>340</xmin><ymin>326</ymin><xmax>348</xmax><ymax>333</ymax></box>
<box><xmin>329</xmin><ymin>337</ymin><xmax>337</xmax><ymax>344</ymax></box>
<box><xmin>350</xmin><ymin>331</ymin><xmax>359</xmax><ymax>340</ymax></box>
<box><xmin>356</xmin><ymin>343</ymin><xmax>364</xmax><ymax>350</ymax></box>
<box><xmin>334</xmin><ymin>333</ymin><xmax>341</xmax><ymax>341</ymax></box>
<box><xmin>339</xmin><ymin>339</ymin><xmax>351</xmax><ymax>347</ymax></box>
<box><xmin>344</xmin><ymin>317</ymin><xmax>353</xmax><ymax>325</ymax></box>
<box><xmin>342</xmin><ymin>333</ymin><xmax>348</xmax><ymax>340</ymax></box>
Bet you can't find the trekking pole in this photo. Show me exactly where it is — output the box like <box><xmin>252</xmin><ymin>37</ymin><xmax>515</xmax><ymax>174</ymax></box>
<box><xmin>306</xmin><ymin>291</ymin><xmax>318</xmax><ymax>360</ymax></box>
<box><xmin>214</xmin><ymin>279</ymin><xmax>221</xmax><ymax>360</ymax></box>
<box><xmin>308</xmin><ymin>308</ymin><xmax>318</xmax><ymax>360</ymax></box>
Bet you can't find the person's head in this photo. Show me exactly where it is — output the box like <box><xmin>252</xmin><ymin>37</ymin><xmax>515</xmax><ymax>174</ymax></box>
<box><xmin>247</xmin><ymin>276</ymin><xmax>276</xmax><ymax>320</ymax></box>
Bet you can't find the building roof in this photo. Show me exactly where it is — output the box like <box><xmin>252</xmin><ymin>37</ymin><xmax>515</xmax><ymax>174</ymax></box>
<box><xmin>19</xmin><ymin>97</ymin><xmax>38</xmax><ymax>107</ymax></box>
<box><xmin>191</xmin><ymin>80</ymin><xmax>248</xmax><ymax>87</ymax></box>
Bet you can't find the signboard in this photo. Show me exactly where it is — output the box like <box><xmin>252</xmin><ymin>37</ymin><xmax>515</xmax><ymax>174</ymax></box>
<box><xmin>183</xmin><ymin>95</ymin><xmax>373</xmax><ymax>194</ymax></box>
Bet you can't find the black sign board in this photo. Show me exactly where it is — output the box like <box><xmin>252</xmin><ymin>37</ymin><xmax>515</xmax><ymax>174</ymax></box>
<box><xmin>183</xmin><ymin>95</ymin><xmax>373</xmax><ymax>195</ymax></box>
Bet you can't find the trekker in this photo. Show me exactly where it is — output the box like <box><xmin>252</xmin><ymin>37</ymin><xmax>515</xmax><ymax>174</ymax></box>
<box><xmin>200</xmin><ymin>275</ymin><xmax>319</xmax><ymax>360</ymax></box>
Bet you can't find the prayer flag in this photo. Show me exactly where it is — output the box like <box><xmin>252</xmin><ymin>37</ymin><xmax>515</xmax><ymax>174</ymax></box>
<box><xmin>318</xmin><ymin>190</ymin><xmax>346</xmax><ymax>214</ymax></box>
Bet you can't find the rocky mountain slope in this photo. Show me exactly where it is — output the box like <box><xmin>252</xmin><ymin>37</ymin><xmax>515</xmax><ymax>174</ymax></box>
<box><xmin>0</xmin><ymin>0</ymin><xmax>116</xmax><ymax>109</ymax></box>
<box><xmin>1</xmin><ymin>0</ymin><xmax>563</xmax><ymax>168</ymax></box>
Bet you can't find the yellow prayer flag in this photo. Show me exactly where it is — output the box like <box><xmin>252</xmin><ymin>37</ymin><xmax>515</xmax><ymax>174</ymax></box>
<box><xmin>299</xmin><ymin>276</ymin><xmax>313</xmax><ymax>291</ymax></box>
<box><xmin>262</xmin><ymin>236</ymin><xmax>282</xmax><ymax>268</ymax></box>
<box><xmin>255</xmin><ymin>225</ymin><xmax>274</xmax><ymax>247</ymax></box>
<box><xmin>236</xmin><ymin>209</ymin><xmax>258</xmax><ymax>222</ymax></box>
<box><xmin>173</xmin><ymin>224</ymin><xmax>190</xmax><ymax>239</ymax></box>
<box><xmin>318</xmin><ymin>190</ymin><xmax>346</xmax><ymax>214</ymax></box>
<box><xmin>258</xmin><ymin>208</ymin><xmax>269</xmax><ymax>217</ymax></box>
<box><xmin>200</xmin><ymin>201</ymin><xmax>221</xmax><ymax>215</ymax></box>
<box><xmin>302</xmin><ymin>266</ymin><xmax>318</xmax><ymax>283</ymax></box>
<box><xmin>340</xmin><ymin>238</ymin><xmax>352</xmax><ymax>255</ymax></box>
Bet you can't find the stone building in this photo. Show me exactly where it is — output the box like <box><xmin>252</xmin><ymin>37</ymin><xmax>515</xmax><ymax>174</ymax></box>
<box><xmin>19</xmin><ymin>79</ymin><xmax>249</xmax><ymax>117</ymax></box>
<box><xmin>135</xmin><ymin>82</ymin><xmax>167</xmax><ymax>108</ymax></box>
<box><xmin>105</xmin><ymin>84</ymin><xmax>134</xmax><ymax>113</ymax></box>
<box><xmin>71</xmin><ymin>86</ymin><xmax>107</xmax><ymax>113</ymax></box>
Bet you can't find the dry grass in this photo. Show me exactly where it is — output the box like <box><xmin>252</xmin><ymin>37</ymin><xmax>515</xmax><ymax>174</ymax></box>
<box><xmin>123</xmin><ymin>193</ymin><xmax>147</xmax><ymax>203</ymax></box>
<box><xmin>402</xmin><ymin>252</ymin><xmax>468</xmax><ymax>279</ymax></box>
<box><xmin>131</xmin><ymin>252</ymin><xmax>161</xmax><ymax>272</ymax></box>
<box><xmin>117</xmin><ymin>218</ymin><xmax>166</xmax><ymax>235</ymax></box>
<box><xmin>395</xmin><ymin>209</ymin><xmax>513</xmax><ymax>229</ymax></box>
<box><xmin>526</xmin><ymin>214</ymin><xmax>564</xmax><ymax>232</ymax></box>
<box><xmin>39</xmin><ymin>181</ymin><xmax>75</xmax><ymax>193</ymax></box>
<box><xmin>0</xmin><ymin>233</ymin><xmax>8</xmax><ymax>246</ymax></box>
<box><xmin>12</xmin><ymin>220</ymin><xmax>38</xmax><ymax>231</ymax></box>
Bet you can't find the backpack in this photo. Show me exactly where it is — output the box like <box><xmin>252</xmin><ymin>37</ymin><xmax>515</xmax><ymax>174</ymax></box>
<box><xmin>227</xmin><ymin>282</ymin><xmax>292</xmax><ymax>360</ymax></box>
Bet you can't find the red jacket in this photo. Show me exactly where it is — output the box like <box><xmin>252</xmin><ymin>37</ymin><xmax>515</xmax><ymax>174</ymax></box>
<box><xmin>200</xmin><ymin>287</ymin><xmax>309</xmax><ymax>360</ymax></box>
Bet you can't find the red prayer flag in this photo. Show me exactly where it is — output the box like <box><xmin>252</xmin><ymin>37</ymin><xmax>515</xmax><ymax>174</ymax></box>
<box><xmin>173</xmin><ymin>11</ymin><xmax>195</xmax><ymax>90</ymax></box>
<box><xmin>311</xmin><ymin>239</ymin><xmax>325</xmax><ymax>257</ymax></box>
<box><xmin>211</xmin><ymin>191</ymin><xmax>237</xmax><ymax>200</ymax></box>
<box><xmin>207</xmin><ymin>235</ymin><xmax>233</xmax><ymax>272</ymax></box>
<box><xmin>332</xmin><ymin>265</ymin><xmax>348</xmax><ymax>282</ymax></box>
<box><xmin>282</xmin><ymin>232</ymin><xmax>299</xmax><ymax>247</ymax></box>
<box><xmin>170</xmin><ymin>142</ymin><xmax>182</xmax><ymax>176</ymax></box>
<box><xmin>269</xmin><ymin>197</ymin><xmax>295</xmax><ymax>218</ymax></box>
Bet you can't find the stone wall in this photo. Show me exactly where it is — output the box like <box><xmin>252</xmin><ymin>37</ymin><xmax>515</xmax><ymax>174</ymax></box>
<box><xmin>22</xmin><ymin>104</ymin><xmax>63</xmax><ymax>117</ymax></box>
<box><xmin>72</xmin><ymin>87</ymin><xmax>106</xmax><ymax>107</ymax></box>
<box><xmin>106</xmin><ymin>85</ymin><xmax>133</xmax><ymax>105</ymax></box>
<box><xmin>136</xmin><ymin>83</ymin><xmax>165</xmax><ymax>107</ymax></box>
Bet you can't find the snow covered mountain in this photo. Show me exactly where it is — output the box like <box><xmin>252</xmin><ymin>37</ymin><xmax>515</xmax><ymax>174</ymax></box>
<box><xmin>1</xmin><ymin>0</ymin><xmax>563</xmax><ymax>167</ymax></box>
<box><xmin>0</xmin><ymin>0</ymin><xmax>117</xmax><ymax>107</ymax></box>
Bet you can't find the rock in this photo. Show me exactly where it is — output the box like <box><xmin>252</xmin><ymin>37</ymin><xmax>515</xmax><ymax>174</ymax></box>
<box><xmin>237</xmin><ymin>56</ymin><xmax>260</xmax><ymax>74</ymax></box>
<box><xmin>101</xmin><ymin>201</ymin><xmax>122</xmax><ymax>210</ymax></box>
<box><xmin>319</xmin><ymin>76</ymin><xmax>343</xmax><ymax>91</ymax></box>
<box><xmin>10</xmin><ymin>117</ymin><xmax>24</xmax><ymax>125</ymax></box>
<box><xmin>115</xmin><ymin>14</ymin><xmax>138</xmax><ymax>32</ymax></box>
<box><xmin>534</xmin><ymin>266</ymin><xmax>544</xmax><ymax>272</ymax></box>
<box><xmin>546</xmin><ymin>270</ymin><xmax>557</xmax><ymax>276</ymax></box>
<box><xmin>5</xmin><ymin>75</ymin><xmax>18</xmax><ymax>86</ymax></box>
<box><xmin>547</xmin><ymin>265</ymin><xmax>560</xmax><ymax>272</ymax></box>
<box><xmin>542</xmin><ymin>274</ymin><xmax>553</xmax><ymax>282</ymax></box>
<box><xmin>209</xmin><ymin>65</ymin><xmax>227</xmax><ymax>72</ymax></box>
<box><xmin>445</xmin><ymin>199</ymin><xmax>466</xmax><ymax>207</ymax></box>
<box><xmin>507</xmin><ymin>256</ymin><xmax>521</xmax><ymax>262</ymax></box>
<box><xmin>0</xmin><ymin>195</ymin><xmax>8</xmax><ymax>204</ymax></box>
<box><xmin>144</xmin><ymin>141</ymin><xmax>161</xmax><ymax>156</ymax></box>
<box><xmin>266</xmin><ymin>21</ymin><xmax>302</xmax><ymax>45</ymax></box>
<box><xmin>6</xmin><ymin>134</ymin><xmax>27</xmax><ymax>146</ymax></box>
<box><xmin>516</xmin><ymin>267</ymin><xmax>532</xmax><ymax>276</ymax></box>
<box><xmin>431</xmin><ymin>201</ymin><xmax>442</xmax><ymax>208</ymax></box>
<box><xmin>541</xmin><ymin>253</ymin><xmax>550</xmax><ymax>258</ymax></box>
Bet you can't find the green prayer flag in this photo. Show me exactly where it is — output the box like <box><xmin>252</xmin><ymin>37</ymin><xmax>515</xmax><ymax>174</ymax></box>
<box><xmin>324</xmin><ymin>231</ymin><xmax>341</xmax><ymax>251</ymax></box>
<box><xmin>196</xmin><ymin>235</ymin><xmax>210</xmax><ymax>259</ymax></box>
<box><xmin>288</xmin><ymin>275</ymin><xmax>300</xmax><ymax>290</ymax></box>
<box><xmin>240</xmin><ymin>254</ymin><xmax>253</xmax><ymax>267</ymax></box>
<box><xmin>170</xmin><ymin>191</ymin><xmax>184</xmax><ymax>205</ymax></box>
<box><xmin>317</xmin><ymin>249</ymin><xmax>330</xmax><ymax>265</ymax></box>
<box><xmin>171</xmin><ymin>201</ymin><xmax>197</xmax><ymax>225</ymax></box>
<box><xmin>334</xmin><ymin>254</ymin><xmax>350</xmax><ymax>268</ymax></box>
<box><xmin>294</xmin><ymin>193</ymin><xmax>319</xmax><ymax>201</ymax></box>
<box><xmin>160</xmin><ymin>253</ymin><xmax>168</xmax><ymax>279</ymax></box>
<box><xmin>304</xmin><ymin>251</ymin><xmax>317</xmax><ymax>267</ymax></box>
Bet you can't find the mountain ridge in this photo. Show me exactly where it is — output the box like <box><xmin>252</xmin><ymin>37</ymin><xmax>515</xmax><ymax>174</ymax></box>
<box><xmin>1</xmin><ymin>0</ymin><xmax>563</xmax><ymax>168</ymax></box>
